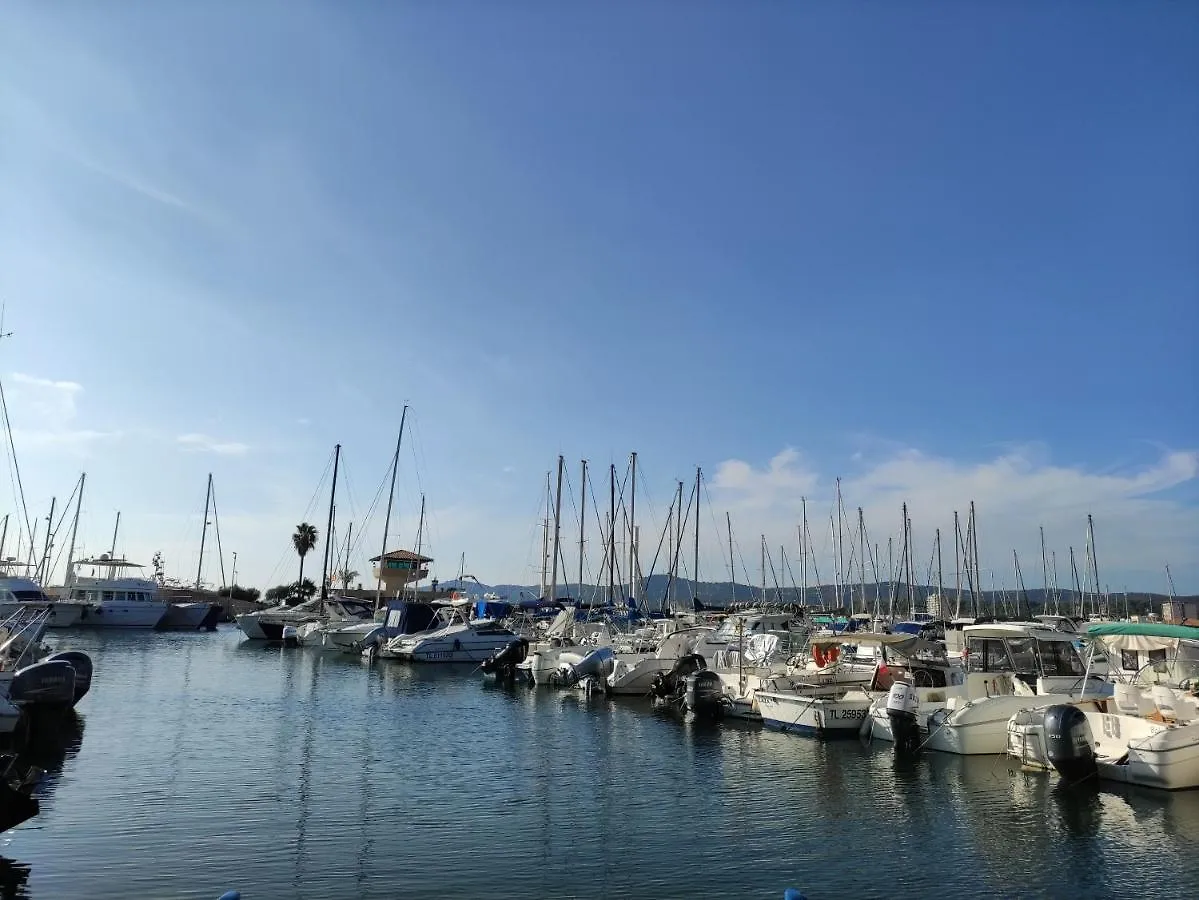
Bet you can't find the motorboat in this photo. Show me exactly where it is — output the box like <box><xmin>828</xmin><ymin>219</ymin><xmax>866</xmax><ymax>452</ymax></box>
<box><xmin>1017</xmin><ymin>622</ymin><xmax>1199</xmax><ymax>790</ymax></box>
<box><xmin>376</xmin><ymin>606</ymin><xmax>521</xmax><ymax>663</ymax></box>
<box><xmin>605</xmin><ymin>627</ymin><xmax>715</xmax><ymax>696</ymax></box>
<box><xmin>517</xmin><ymin>608</ymin><xmax>618</xmax><ymax>684</ymax></box>
<box><xmin>0</xmin><ymin>610</ymin><xmax>93</xmax><ymax>712</ymax></box>
<box><xmin>869</xmin><ymin>622</ymin><xmax>1105</xmax><ymax>756</ymax></box>
<box><xmin>236</xmin><ymin>596</ymin><xmax>373</xmax><ymax>641</ymax></box>
<box><xmin>51</xmin><ymin>556</ymin><xmax>169</xmax><ymax>628</ymax></box>
<box><xmin>0</xmin><ymin>575</ymin><xmax>84</xmax><ymax>628</ymax></box>
<box><xmin>157</xmin><ymin>600</ymin><xmax>217</xmax><ymax>630</ymax></box>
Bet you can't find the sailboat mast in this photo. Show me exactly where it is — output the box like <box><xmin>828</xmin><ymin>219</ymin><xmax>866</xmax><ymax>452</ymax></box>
<box><xmin>608</xmin><ymin>464</ymin><xmax>616</xmax><ymax>606</ymax></box>
<box><xmin>799</xmin><ymin>497</ymin><xmax>808</xmax><ymax>607</ymax></box>
<box><xmin>37</xmin><ymin>497</ymin><xmax>55</xmax><ymax>583</ymax></box>
<box><xmin>196</xmin><ymin>473</ymin><xmax>213</xmax><ymax>589</ymax></box>
<box><xmin>1039</xmin><ymin>525</ymin><xmax>1050</xmax><ymax>617</ymax></box>
<box><xmin>726</xmin><ymin>512</ymin><xmax>735</xmax><ymax>606</ymax></box>
<box><xmin>1051</xmin><ymin>551</ymin><xmax>1060</xmax><ymax>615</ymax></box>
<box><xmin>1069</xmin><ymin>546</ymin><xmax>1082</xmax><ymax>618</ymax></box>
<box><xmin>375</xmin><ymin>405</ymin><xmax>407</xmax><ymax>609</ymax></box>
<box><xmin>760</xmin><ymin>534</ymin><xmax>766</xmax><ymax>604</ymax></box>
<box><xmin>858</xmin><ymin>508</ymin><xmax>867</xmax><ymax>616</ymax></box>
<box><xmin>549</xmin><ymin>455</ymin><xmax>564</xmax><ymax>603</ymax></box>
<box><xmin>411</xmin><ymin>495</ymin><xmax>426</xmax><ymax>600</ymax></box>
<box><xmin>0</xmin><ymin>514</ymin><xmax>9</xmax><ymax>571</ymax></box>
<box><xmin>953</xmin><ymin>511</ymin><xmax>962</xmax><ymax>618</ymax></box>
<box><xmin>578</xmin><ymin>459</ymin><xmax>587</xmax><ymax>602</ymax></box>
<box><xmin>970</xmin><ymin>502</ymin><xmax>982</xmax><ymax>618</ymax></box>
<box><xmin>628</xmin><ymin>452</ymin><xmax>637</xmax><ymax>603</ymax></box>
<box><xmin>692</xmin><ymin>467</ymin><xmax>701</xmax><ymax>605</ymax></box>
<box><xmin>109</xmin><ymin>511</ymin><xmax>121</xmax><ymax>576</ymax></box>
<box><xmin>64</xmin><ymin>473</ymin><xmax>85</xmax><ymax>589</ymax></box>
<box><xmin>319</xmin><ymin>444</ymin><xmax>341</xmax><ymax>602</ymax></box>
<box><xmin>935</xmin><ymin>527</ymin><xmax>944</xmax><ymax>616</ymax></box>
<box><xmin>539</xmin><ymin>472</ymin><xmax>550</xmax><ymax>600</ymax></box>
<box><xmin>1087</xmin><ymin>515</ymin><xmax>1103</xmax><ymax>618</ymax></box>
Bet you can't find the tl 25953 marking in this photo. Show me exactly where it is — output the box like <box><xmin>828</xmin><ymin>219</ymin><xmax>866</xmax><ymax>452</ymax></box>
<box><xmin>826</xmin><ymin>708</ymin><xmax>868</xmax><ymax>720</ymax></box>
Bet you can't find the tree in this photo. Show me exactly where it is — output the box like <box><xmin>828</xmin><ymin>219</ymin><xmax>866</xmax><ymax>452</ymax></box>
<box><xmin>335</xmin><ymin>568</ymin><xmax>360</xmax><ymax>590</ymax></box>
<box><xmin>218</xmin><ymin>585</ymin><xmax>261</xmax><ymax>603</ymax></box>
<box><xmin>292</xmin><ymin>522</ymin><xmax>319</xmax><ymax>597</ymax></box>
<box><xmin>264</xmin><ymin>579</ymin><xmax>316</xmax><ymax>605</ymax></box>
<box><xmin>264</xmin><ymin>584</ymin><xmax>293</xmax><ymax>604</ymax></box>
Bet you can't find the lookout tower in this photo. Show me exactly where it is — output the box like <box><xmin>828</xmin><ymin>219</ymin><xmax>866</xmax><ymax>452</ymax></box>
<box><xmin>371</xmin><ymin>549</ymin><xmax>432</xmax><ymax>595</ymax></box>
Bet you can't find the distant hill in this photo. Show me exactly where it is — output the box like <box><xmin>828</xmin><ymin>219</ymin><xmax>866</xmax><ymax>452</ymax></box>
<box><xmin>436</xmin><ymin>576</ymin><xmax>1195</xmax><ymax>617</ymax></box>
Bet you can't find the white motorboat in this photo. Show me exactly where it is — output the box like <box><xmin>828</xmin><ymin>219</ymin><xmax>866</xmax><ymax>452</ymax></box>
<box><xmin>0</xmin><ymin>575</ymin><xmax>85</xmax><ymax>628</ymax></box>
<box><xmin>51</xmin><ymin>556</ymin><xmax>169</xmax><ymax>628</ymax></box>
<box><xmin>158</xmin><ymin>601</ymin><xmax>215</xmax><ymax>630</ymax></box>
<box><xmin>517</xmin><ymin>609</ymin><xmax>617</xmax><ymax>684</ymax></box>
<box><xmin>377</xmin><ymin>606</ymin><xmax>520</xmax><ymax>663</ymax></box>
<box><xmin>1013</xmin><ymin>622</ymin><xmax>1199</xmax><ymax>790</ymax></box>
<box><xmin>238</xmin><ymin>596</ymin><xmax>373</xmax><ymax>641</ymax></box>
<box><xmin>605</xmin><ymin>626</ymin><xmax>715</xmax><ymax>696</ymax></box>
<box><xmin>870</xmin><ymin>622</ymin><xmax>1104</xmax><ymax>756</ymax></box>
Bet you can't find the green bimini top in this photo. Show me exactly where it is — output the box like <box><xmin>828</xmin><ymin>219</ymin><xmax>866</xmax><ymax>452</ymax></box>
<box><xmin>1087</xmin><ymin>622</ymin><xmax>1199</xmax><ymax>640</ymax></box>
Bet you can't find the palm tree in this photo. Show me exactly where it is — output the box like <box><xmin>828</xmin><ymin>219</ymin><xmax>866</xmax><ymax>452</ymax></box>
<box><xmin>292</xmin><ymin>523</ymin><xmax>319</xmax><ymax>603</ymax></box>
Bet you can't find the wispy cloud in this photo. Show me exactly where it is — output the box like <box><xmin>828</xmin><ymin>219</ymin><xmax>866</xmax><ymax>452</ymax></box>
<box><xmin>707</xmin><ymin>445</ymin><xmax>1199</xmax><ymax>589</ymax></box>
<box><xmin>5</xmin><ymin>372</ymin><xmax>120</xmax><ymax>455</ymax></box>
<box><xmin>176</xmin><ymin>433</ymin><xmax>250</xmax><ymax>456</ymax></box>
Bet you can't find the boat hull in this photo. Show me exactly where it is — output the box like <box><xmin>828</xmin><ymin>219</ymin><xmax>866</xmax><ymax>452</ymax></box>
<box><xmin>756</xmin><ymin>691</ymin><xmax>872</xmax><ymax>738</ymax></box>
<box><xmin>2</xmin><ymin>602</ymin><xmax>84</xmax><ymax>629</ymax></box>
<box><xmin>74</xmin><ymin>603</ymin><xmax>168</xmax><ymax>628</ymax></box>
<box><xmin>157</xmin><ymin>602</ymin><xmax>213</xmax><ymax>630</ymax></box>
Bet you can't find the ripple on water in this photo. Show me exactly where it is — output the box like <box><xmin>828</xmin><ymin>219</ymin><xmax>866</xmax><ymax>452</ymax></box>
<box><xmin>3</xmin><ymin>628</ymin><xmax>1198</xmax><ymax>898</ymax></box>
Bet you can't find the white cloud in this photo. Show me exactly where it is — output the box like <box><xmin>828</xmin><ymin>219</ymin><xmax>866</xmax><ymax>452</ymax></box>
<box><xmin>176</xmin><ymin>433</ymin><xmax>250</xmax><ymax>456</ymax></box>
<box><xmin>5</xmin><ymin>372</ymin><xmax>119</xmax><ymax>455</ymax></box>
<box><xmin>707</xmin><ymin>445</ymin><xmax>1199</xmax><ymax>591</ymax></box>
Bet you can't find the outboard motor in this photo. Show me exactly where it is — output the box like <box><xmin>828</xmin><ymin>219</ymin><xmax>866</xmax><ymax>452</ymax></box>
<box><xmin>684</xmin><ymin>669</ymin><xmax>725</xmax><ymax>719</ymax></box>
<box><xmin>1044</xmin><ymin>704</ymin><xmax>1097</xmax><ymax>785</ymax></box>
<box><xmin>44</xmin><ymin>651</ymin><xmax>93</xmax><ymax>707</ymax></box>
<box><xmin>885</xmin><ymin>680</ymin><xmax>921</xmax><ymax>755</ymax></box>
<box><xmin>10</xmin><ymin>660</ymin><xmax>77</xmax><ymax>710</ymax></box>
<box><xmin>650</xmin><ymin>653</ymin><xmax>707</xmax><ymax>703</ymax></box>
<box><xmin>481</xmin><ymin>638</ymin><xmax>530</xmax><ymax>683</ymax></box>
<box><xmin>281</xmin><ymin>625</ymin><xmax>300</xmax><ymax>648</ymax></box>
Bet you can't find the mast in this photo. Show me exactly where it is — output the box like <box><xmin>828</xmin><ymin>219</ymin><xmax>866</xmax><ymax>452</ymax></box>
<box><xmin>411</xmin><ymin>495</ymin><xmax>426</xmax><ymax>599</ymax></box>
<box><xmin>109</xmin><ymin>511</ymin><xmax>121</xmax><ymax>576</ymax></box>
<box><xmin>341</xmin><ymin>522</ymin><xmax>353</xmax><ymax>589</ymax></box>
<box><xmin>1051</xmin><ymin>551</ymin><xmax>1060</xmax><ymax>615</ymax></box>
<box><xmin>628</xmin><ymin>452</ymin><xmax>637</xmax><ymax>604</ymax></box>
<box><xmin>375</xmin><ymin>405</ymin><xmax>407</xmax><ymax>609</ymax></box>
<box><xmin>1039</xmin><ymin>525</ymin><xmax>1050</xmax><ymax>617</ymax></box>
<box><xmin>578</xmin><ymin>459</ymin><xmax>587</xmax><ymax>602</ymax></box>
<box><xmin>539</xmin><ymin>472</ymin><xmax>551</xmax><ymax>599</ymax></box>
<box><xmin>0</xmin><ymin>514</ymin><xmax>8</xmax><ymax>570</ymax></box>
<box><xmin>319</xmin><ymin>444</ymin><xmax>341</xmax><ymax>602</ymax></box>
<box><xmin>727</xmin><ymin>512</ymin><xmax>736</xmax><ymax>606</ymax></box>
<box><xmin>935</xmin><ymin>527</ymin><xmax>943</xmax><ymax>617</ymax></box>
<box><xmin>692</xmin><ymin>467</ymin><xmax>701</xmax><ymax>606</ymax></box>
<box><xmin>64</xmin><ymin>473</ymin><xmax>85</xmax><ymax>589</ymax></box>
<box><xmin>1087</xmin><ymin>515</ymin><xmax>1102</xmax><ymax>618</ymax></box>
<box><xmin>549</xmin><ymin>455</ymin><xmax>564</xmax><ymax>603</ymax></box>
<box><xmin>608</xmin><ymin>464</ymin><xmax>616</xmax><ymax>606</ymax></box>
<box><xmin>835</xmin><ymin>477</ymin><xmax>846</xmax><ymax>609</ymax></box>
<box><xmin>953</xmin><ymin>511</ymin><xmax>962</xmax><ymax>618</ymax></box>
<box><xmin>799</xmin><ymin>497</ymin><xmax>808</xmax><ymax>607</ymax></box>
<box><xmin>37</xmin><ymin>496</ymin><xmax>55</xmax><ymax>583</ymax></box>
<box><xmin>904</xmin><ymin>505</ymin><xmax>914</xmax><ymax>618</ymax></box>
<box><xmin>196</xmin><ymin>473</ymin><xmax>213</xmax><ymax>590</ymax></box>
<box><xmin>858</xmin><ymin>508</ymin><xmax>867</xmax><ymax>617</ymax></box>
<box><xmin>760</xmin><ymin>534</ymin><xmax>766</xmax><ymax>604</ymax></box>
<box><xmin>1069</xmin><ymin>546</ymin><xmax>1082</xmax><ymax>618</ymax></box>
<box><xmin>970</xmin><ymin>502</ymin><xmax>982</xmax><ymax>618</ymax></box>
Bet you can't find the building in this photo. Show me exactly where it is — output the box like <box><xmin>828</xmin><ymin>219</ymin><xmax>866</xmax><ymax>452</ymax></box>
<box><xmin>371</xmin><ymin>549</ymin><xmax>432</xmax><ymax>596</ymax></box>
<box><xmin>1162</xmin><ymin>599</ymin><xmax>1199</xmax><ymax>623</ymax></box>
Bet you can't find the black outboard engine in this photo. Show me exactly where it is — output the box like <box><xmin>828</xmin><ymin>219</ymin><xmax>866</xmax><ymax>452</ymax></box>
<box><xmin>481</xmin><ymin>638</ymin><xmax>530</xmax><ymax>683</ymax></box>
<box><xmin>44</xmin><ymin>651</ymin><xmax>93</xmax><ymax>707</ymax></box>
<box><xmin>885</xmin><ymin>681</ymin><xmax>921</xmax><ymax>755</ymax></box>
<box><xmin>10</xmin><ymin>660</ymin><xmax>77</xmax><ymax>710</ymax></box>
<box><xmin>684</xmin><ymin>669</ymin><xmax>725</xmax><ymax>719</ymax></box>
<box><xmin>1044</xmin><ymin>704</ymin><xmax>1097</xmax><ymax>785</ymax></box>
<box><xmin>649</xmin><ymin>653</ymin><xmax>707</xmax><ymax>704</ymax></box>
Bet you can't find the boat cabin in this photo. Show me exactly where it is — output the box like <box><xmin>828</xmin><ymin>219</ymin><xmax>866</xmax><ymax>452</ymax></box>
<box><xmin>961</xmin><ymin>623</ymin><xmax>1087</xmax><ymax>693</ymax></box>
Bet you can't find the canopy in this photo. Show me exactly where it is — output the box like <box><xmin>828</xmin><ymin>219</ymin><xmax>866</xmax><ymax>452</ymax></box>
<box><xmin>810</xmin><ymin>632</ymin><xmax>941</xmax><ymax>655</ymax></box>
<box><xmin>1086</xmin><ymin>622</ymin><xmax>1199</xmax><ymax>651</ymax></box>
<box><xmin>963</xmin><ymin>623</ymin><xmax>1075</xmax><ymax>642</ymax></box>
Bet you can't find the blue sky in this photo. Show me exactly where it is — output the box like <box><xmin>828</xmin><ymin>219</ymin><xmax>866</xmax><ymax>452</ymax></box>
<box><xmin>1</xmin><ymin>3</ymin><xmax>1196</xmax><ymax>594</ymax></box>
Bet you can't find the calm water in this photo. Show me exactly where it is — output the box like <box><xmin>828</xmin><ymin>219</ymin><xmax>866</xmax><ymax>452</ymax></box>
<box><xmin>3</xmin><ymin>628</ymin><xmax>1196</xmax><ymax>899</ymax></box>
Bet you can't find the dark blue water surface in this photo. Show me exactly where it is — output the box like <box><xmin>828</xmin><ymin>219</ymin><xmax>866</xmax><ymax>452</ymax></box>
<box><xmin>3</xmin><ymin>628</ymin><xmax>1196</xmax><ymax>899</ymax></box>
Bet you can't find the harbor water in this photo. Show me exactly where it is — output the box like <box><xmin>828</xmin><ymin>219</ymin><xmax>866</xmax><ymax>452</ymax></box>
<box><xmin>3</xmin><ymin>629</ymin><xmax>1196</xmax><ymax>899</ymax></box>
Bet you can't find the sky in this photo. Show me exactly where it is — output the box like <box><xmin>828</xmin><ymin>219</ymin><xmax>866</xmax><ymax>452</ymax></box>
<box><xmin>0</xmin><ymin>2</ymin><xmax>1196</xmax><ymax>596</ymax></box>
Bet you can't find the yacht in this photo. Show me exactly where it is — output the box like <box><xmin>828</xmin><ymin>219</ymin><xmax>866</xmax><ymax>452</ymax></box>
<box><xmin>51</xmin><ymin>556</ymin><xmax>169</xmax><ymax>628</ymax></box>
<box><xmin>870</xmin><ymin>622</ymin><xmax>1105</xmax><ymax>755</ymax></box>
<box><xmin>0</xmin><ymin>575</ymin><xmax>84</xmax><ymax>628</ymax></box>
<box><xmin>376</xmin><ymin>606</ymin><xmax>520</xmax><ymax>663</ymax></box>
<box><xmin>236</xmin><ymin>596</ymin><xmax>373</xmax><ymax>641</ymax></box>
<box><xmin>1017</xmin><ymin>621</ymin><xmax>1199</xmax><ymax>790</ymax></box>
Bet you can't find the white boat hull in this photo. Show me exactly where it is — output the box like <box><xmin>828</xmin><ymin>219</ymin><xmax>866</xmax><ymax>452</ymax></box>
<box><xmin>756</xmin><ymin>690</ymin><xmax>873</xmax><ymax>737</ymax></box>
<box><xmin>871</xmin><ymin>693</ymin><xmax>1078</xmax><ymax>756</ymax></box>
<box><xmin>76</xmin><ymin>602</ymin><xmax>168</xmax><ymax>629</ymax></box>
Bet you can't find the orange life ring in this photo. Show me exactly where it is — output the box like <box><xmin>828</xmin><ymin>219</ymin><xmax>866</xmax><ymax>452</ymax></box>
<box><xmin>812</xmin><ymin>645</ymin><xmax>828</xmax><ymax>667</ymax></box>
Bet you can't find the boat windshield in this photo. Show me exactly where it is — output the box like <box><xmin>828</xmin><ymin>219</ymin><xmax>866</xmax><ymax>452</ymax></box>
<box><xmin>1035</xmin><ymin>639</ymin><xmax>1085</xmax><ymax>676</ymax></box>
<box><xmin>713</xmin><ymin>617</ymin><xmax>758</xmax><ymax>642</ymax></box>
